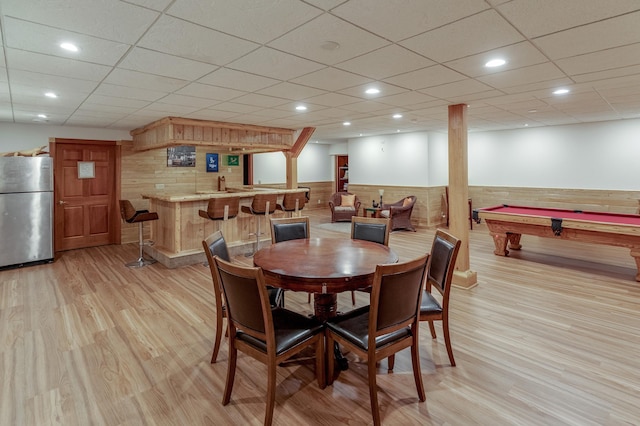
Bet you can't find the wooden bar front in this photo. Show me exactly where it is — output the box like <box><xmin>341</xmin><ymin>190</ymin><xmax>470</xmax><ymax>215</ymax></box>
<box><xmin>142</xmin><ymin>188</ymin><xmax>306</xmax><ymax>268</ymax></box>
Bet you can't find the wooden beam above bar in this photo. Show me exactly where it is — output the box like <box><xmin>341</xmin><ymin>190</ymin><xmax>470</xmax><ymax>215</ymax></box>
<box><xmin>130</xmin><ymin>116</ymin><xmax>297</xmax><ymax>153</ymax></box>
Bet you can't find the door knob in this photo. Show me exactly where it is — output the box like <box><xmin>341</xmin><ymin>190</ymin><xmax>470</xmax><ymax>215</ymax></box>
<box><xmin>58</xmin><ymin>200</ymin><xmax>67</xmax><ymax>205</ymax></box>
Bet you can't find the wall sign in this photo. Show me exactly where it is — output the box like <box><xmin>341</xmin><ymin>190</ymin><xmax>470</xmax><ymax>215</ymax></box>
<box><xmin>206</xmin><ymin>153</ymin><xmax>219</xmax><ymax>172</ymax></box>
<box><xmin>77</xmin><ymin>161</ymin><xmax>95</xmax><ymax>179</ymax></box>
<box><xmin>227</xmin><ymin>155</ymin><xmax>239</xmax><ymax>166</ymax></box>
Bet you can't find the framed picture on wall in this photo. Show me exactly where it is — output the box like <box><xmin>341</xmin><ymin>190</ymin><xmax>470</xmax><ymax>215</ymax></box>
<box><xmin>226</xmin><ymin>155</ymin><xmax>239</xmax><ymax>166</ymax></box>
<box><xmin>206</xmin><ymin>153</ymin><xmax>219</xmax><ymax>172</ymax></box>
<box><xmin>167</xmin><ymin>146</ymin><xmax>196</xmax><ymax>167</ymax></box>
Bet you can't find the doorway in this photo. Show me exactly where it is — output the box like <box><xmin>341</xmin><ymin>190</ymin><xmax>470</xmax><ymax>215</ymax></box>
<box><xmin>51</xmin><ymin>139</ymin><xmax>120</xmax><ymax>252</ymax></box>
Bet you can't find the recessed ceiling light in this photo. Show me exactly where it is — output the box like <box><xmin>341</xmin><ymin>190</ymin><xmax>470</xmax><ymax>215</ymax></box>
<box><xmin>321</xmin><ymin>41</ymin><xmax>340</xmax><ymax>51</ymax></box>
<box><xmin>45</xmin><ymin>92</ymin><xmax>58</xmax><ymax>98</ymax></box>
<box><xmin>528</xmin><ymin>109</ymin><xmax>538</xmax><ymax>113</ymax></box>
<box><xmin>365</xmin><ymin>88</ymin><xmax>380</xmax><ymax>95</ymax></box>
<box><xmin>396</xmin><ymin>129</ymin><xmax>400</xmax><ymax>133</ymax></box>
<box><xmin>524</xmin><ymin>124</ymin><xmax>529</xmax><ymax>127</ymax></box>
<box><xmin>343</xmin><ymin>121</ymin><xmax>351</xmax><ymax>126</ymax></box>
<box><xmin>392</xmin><ymin>114</ymin><xmax>403</xmax><ymax>119</ymax></box>
<box><xmin>485</xmin><ymin>58</ymin><xmax>506</xmax><ymax>67</ymax></box>
<box><xmin>60</xmin><ymin>42</ymin><xmax>79</xmax><ymax>52</ymax></box>
<box><xmin>295</xmin><ymin>105</ymin><xmax>307</xmax><ymax>111</ymax></box>
<box><xmin>37</xmin><ymin>114</ymin><xmax>47</xmax><ymax>118</ymax></box>
<box><xmin>553</xmin><ymin>88</ymin><xmax>570</xmax><ymax>95</ymax></box>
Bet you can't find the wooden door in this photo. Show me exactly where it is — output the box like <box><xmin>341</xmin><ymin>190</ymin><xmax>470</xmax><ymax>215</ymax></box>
<box><xmin>52</xmin><ymin>139</ymin><xmax>119</xmax><ymax>251</ymax></box>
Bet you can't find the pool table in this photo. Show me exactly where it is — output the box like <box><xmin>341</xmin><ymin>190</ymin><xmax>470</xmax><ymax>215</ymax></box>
<box><xmin>475</xmin><ymin>204</ymin><xmax>640</xmax><ymax>281</ymax></box>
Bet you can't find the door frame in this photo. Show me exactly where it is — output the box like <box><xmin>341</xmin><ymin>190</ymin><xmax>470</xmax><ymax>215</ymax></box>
<box><xmin>49</xmin><ymin>138</ymin><xmax>122</xmax><ymax>252</ymax></box>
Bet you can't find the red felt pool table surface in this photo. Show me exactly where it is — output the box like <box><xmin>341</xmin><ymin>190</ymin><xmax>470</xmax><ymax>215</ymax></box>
<box><xmin>476</xmin><ymin>204</ymin><xmax>640</xmax><ymax>281</ymax></box>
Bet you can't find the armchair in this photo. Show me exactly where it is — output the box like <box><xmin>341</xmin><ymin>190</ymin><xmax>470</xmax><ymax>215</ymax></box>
<box><xmin>380</xmin><ymin>195</ymin><xmax>417</xmax><ymax>231</ymax></box>
<box><xmin>329</xmin><ymin>192</ymin><xmax>361</xmax><ymax>222</ymax></box>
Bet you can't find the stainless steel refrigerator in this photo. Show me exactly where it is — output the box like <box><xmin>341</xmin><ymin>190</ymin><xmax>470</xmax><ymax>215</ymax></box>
<box><xmin>0</xmin><ymin>156</ymin><xmax>54</xmax><ymax>269</ymax></box>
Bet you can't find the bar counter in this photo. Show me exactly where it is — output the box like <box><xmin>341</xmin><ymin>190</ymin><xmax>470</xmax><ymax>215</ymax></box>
<box><xmin>142</xmin><ymin>187</ymin><xmax>306</xmax><ymax>268</ymax></box>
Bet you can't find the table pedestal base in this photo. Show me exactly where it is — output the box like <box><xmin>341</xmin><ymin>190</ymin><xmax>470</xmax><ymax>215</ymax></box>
<box><xmin>313</xmin><ymin>293</ymin><xmax>338</xmax><ymax>321</ymax></box>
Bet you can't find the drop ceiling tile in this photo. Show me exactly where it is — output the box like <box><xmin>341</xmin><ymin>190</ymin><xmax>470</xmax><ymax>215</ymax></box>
<box><xmin>478</xmin><ymin>63</ymin><xmax>566</xmax><ymax>89</ymax></box>
<box><xmin>336</xmin><ymin>45</ymin><xmax>434</xmax><ymax>80</ymax></box>
<box><xmin>301</xmin><ymin>92</ymin><xmax>361</xmax><ymax>107</ymax></box>
<box><xmin>93</xmin><ymin>84</ymin><xmax>166</xmax><ymax>102</ymax></box>
<box><xmin>167</xmin><ymin>0</ymin><xmax>321</xmax><ymax>44</ymax></box>
<box><xmin>377</xmin><ymin>91</ymin><xmax>438</xmax><ymax>107</ymax></box>
<box><xmin>198</xmin><ymin>68</ymin><xmax>279</xmax><ymax>92</ymax></box>
<box><xmin>118</xmin><ymin>47</ymin><xmax>217</xmax><ymax>80</ymax></box>
<box><xmin>9</xmin><ymin>70</ymin><xmax>98</xmax><ymax>93</ymax></box>
<box><xmin>231</xmin><ymin>93</ymin><xmax>291</xmax><ymax>108</ymax></box>
<box><xmin>534</xmin><ymin>12</ymin><xmax>640</xmax><ymax>60</ymax></box>
<box><xmin>499</xmin><ymin>77</ymin><xmax>573</xmax><ymax>95</ymax></box>
<box><xmin>156</xmin><ymin>94</ymin><xmax>218</xmax><ymax>109</ymax></box>
<box><xmin>65</xmin><ymin>116</ymin><xmax>120</xmax><ymax>127</ymax></box>
<box><xmin>268</xmin><ymin>14</ymin><xmax>389</xmax><ymax>66</ymax></box>
<box><xmin>104</xmin><ymin>69</ymin><xmax>189</xmax><ymax>92</ymax></box>
<box><xmin>496</xmin><ymin>0</ymin><xmax>640</xmax><ymax>38</ymax></box>
<box><xmin>572</xmin><ymin>65</ymin><xmax>640</xmax><ymax>83</ymax></box>
<box><xmin>208</xmin><ymin>102</ymin><xmax>262</xmax><ymax>114</ymax></box>
<box><xmin>138</xmin><ymin>15</ymin><xmax>259</xmax><ymax>66</ymax></box>
<box><xmin>139</xmin><ymin>103</ymin><xmax>202</xmax><ymax>115</ymax></box>
<box><xmin>256</xmin><ymin>82</ymin><xmax>325</xmax><ymax>101</ymax></box>
<box><xmin>125</xmin><ymin>0</ymin><xmax>174</xmax><ymax>11</ymax></box>
<box><xmin>419</xmin><ymin>78</ymin><xmax>495</xmax><ymax>99</ymax></box>
<box><xmin>184</xmin><ymin>109</ymin><xmax>241</xmax><ymax>121</ymax></box>
<box><xmin>304</xmin><ymin>0</ymin><xmax>346</xmax><ymax>10</ymax></box>
<box><xmin>227</xmin><ymin>47</ymin><xmax>324</xmax><ymax>81</ymax></box>
<box><xmin>3</xmin><ymin>18</ymin><xmax>131</xmax><ymax>66</ymax></box>
<box><xmin>6</xmin><ymin>49</ymin><xmax>111</xmax><ymax>82</ymax></box>
<box><xmin>555</xmin><ymin>43</ymin><xmax>640</xmax><ymax>76</ymax></box>
<box><xmin>175</xmin><ymin>83</ymin><xmax>246</xmax><ymax>101</ymax></box>
<box><xmin>338</xmin><ymin>101</ymin><xmax>397</xmax><ymax>114</ymax></box>
<box><xmin>401</xmin><ymin>10</ymin><xmax>525</xmax><ymax>63</ymax></box>
<box><xmin>77</xmin><ymin>103</ymin><xmax>140</xmax><ymax>115</ymax></box>
<box><xmin>291</xmin><ymin>67</ymin><xmax>372</xmax><ymax>91</ymax></box>
<box><xmin>333</xmin><ymin>0</ymin><xmax>489</xmax><ymax>42</ymax></box>
<box><xmin>444</xmin><ymin>41</ymin><xmax>548</xmax><ymax>78</ymax></box>
<box><xmin>83</xmin><ymin>94</ymin><xmax>151</xmax><ymax>109</ymax></box>
<box><xmin>2</xmin><ymin>0</ymin><xmax>159</xmax><ymax>44</ymax></box>
<box><xmin>384</xmin><ymin>65</ymin><xmax>467</xmax><ymax>91</ymax></box>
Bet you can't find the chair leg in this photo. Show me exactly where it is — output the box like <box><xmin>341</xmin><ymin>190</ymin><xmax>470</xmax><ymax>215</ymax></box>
<box><xmin>222</xmin><ymin>341</ymin><xmax>237</xmax><ymax>405</ymax></box>
<box><xmin>265</xmin><ymin>361</ymin><xmax>277</xmax><ymax>426</ymax></box>
<box><xmin>428</xmin><ymin>320</ymin><xmax>437</xmax><ymax>339</ymax></box>
<box><xmin>442</xmin><ymin>317</ymin><xmax>456</xmax><ymax>367</ymax></box>
<box><xmin>387</xmin><ymin>354</ymin><xmax>395</xmax><ymax>372</ymax></box>
<box><xmin>350</xmin><ymin>290</ymin><xmax>356</xmax><ymax>306</ymax></box>
<box><xmin>368</xmin><ymin>357</ymin><xmax>381</xmax><ymax>426</ymax></box>
<box><xmin>326</xmin><ymin>332</ymin><xmax>335</xmax><ymax>386</ymax></box>
<box><xmin>316</xmin><ymin>336</ymin><xmax>326</xmax><ymax>389</ymax></box>
<box><xmin>410</xmin><ymin>333</ymin><xmax>426</xmax><ymax>401</ymax></box>
<box><xmin>307</xmin><ymin>293</ymin><xmax>311</xmax><ymax>303</ymax></box>
<box><xmin>125</xmin><ymin>222</ymin><xmax>156</xmax><ymax>268</ymax></box>
<box><xmin>210</xmin><ymin>314</ymin><xmax>224</xmax><ymax>363</ymax></box>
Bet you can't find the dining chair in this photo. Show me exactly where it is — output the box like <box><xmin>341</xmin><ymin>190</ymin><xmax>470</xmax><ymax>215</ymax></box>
<box><xmin>350</xmin><ymin>216</ymin><xmax>391</xmax><ymax>305</ymax></box>
<box><xmin>269</xmin><ymin>216</ymin><xmax>310</xmax><ymax>244</ymax></box>
<box><xmin>325</xmin><ymin>254</ymin><xmax>429</xmax><ymax>426</ymax></box>
<box><xmin>213</xmin><ymin>256</ymin><xmax>326</xmax><ymax>426</ymax></box>
<box><xmin>419</xmin><ymin>228</ymin><xmax>461</xmax><ymax>367</ymax></box>
<box><xmin>202</xmin><ymin>231</ymin><xmax>283</xmax><ymax>363</ymax></box>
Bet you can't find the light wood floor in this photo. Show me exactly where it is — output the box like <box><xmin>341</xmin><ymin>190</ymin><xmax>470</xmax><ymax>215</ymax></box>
<box><xmin>2</xmin><ymin>211</ymin><xmax>639</xmax><ymax>425</ymax></box>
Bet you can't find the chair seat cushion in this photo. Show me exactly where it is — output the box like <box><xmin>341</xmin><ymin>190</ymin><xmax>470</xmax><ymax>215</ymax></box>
<box><xmin>326</xmin><ymin>306</ymin><xmax>411</xmax><ymax>351</ymax></box>
<box><xmin>380</xmin><ymin>210</ymin><xmax>390</xmax><ymax>218</ymax></box>
<box><xmin>237</xmin><ymin>308</ymin><xmax>323</xmax><ymax>355</ymax></box>
<box><xmin>334</xmin><ymin>206</ymin><xmax>355</xmax><ymax>212</ymax></box>
<box><xmin>420</xmin><ymin>291</ymin><xmax>443</xmax><ymax>315</ymax></box>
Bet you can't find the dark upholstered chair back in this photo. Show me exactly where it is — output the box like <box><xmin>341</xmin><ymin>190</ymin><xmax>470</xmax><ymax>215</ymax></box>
<box><xmin>214</xmin><ymin>257</ymin><xmax>268</xmax><ymax>335</ymax></box>
<box><xmin>373</xmin><ymin>255</ymin><xmax>428</xmax><ymax>332</ymax></box>
<box><xmin>120</xmin><ymin>200</ymin><xmax>137</xmax><ymax>222</ymax></box>
<box><xmin>203</xmin><ymin>230</ymin><xmax>230</xmax><ymax>262</ymax></box>
<box><xmin>427</xmin><ymin>229</ymin><xmax>461</xmax><ymax>297</ymax></box>
<box><xmin>270</xmin><ymin>216</ymin><xmax>310</xmax><ymax>244</ymax></box>
<box><xmin>351</xmin><ymin>216</ymin><xmax>390</xmax><ymax>246</ymax></box>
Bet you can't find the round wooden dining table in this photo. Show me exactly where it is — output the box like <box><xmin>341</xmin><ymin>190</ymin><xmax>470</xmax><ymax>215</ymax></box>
<box><xmin>253</xmin><ymin>237</ymin><xmax>399</xmax><ymax>321</ymax></box>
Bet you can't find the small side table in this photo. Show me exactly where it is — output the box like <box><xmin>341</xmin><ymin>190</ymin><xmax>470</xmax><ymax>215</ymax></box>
<box><xmin>363</xmin><ymin>207</ymin><xmax>382</xmax><ymax>218</ymax></box>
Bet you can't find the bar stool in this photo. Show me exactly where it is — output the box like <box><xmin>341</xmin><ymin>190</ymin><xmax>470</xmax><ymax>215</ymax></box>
<box><xmin>119</xmin><ymin>200</ymin><xmax>159</xmax><ymax>268</ymax></box>
<box><xmin>242</xmin><ymin>193</ymin><xmax>277</xmax><ymax>256</ymax></box>
<box><xmin>276</xmin><ymin>191</ymin><xmax>307</xmax><ymax>217</ymax></box>
<box><xmin>199</xmin><ymin>197</ymin><xmax>240</xmax><ymax>226</ymax></box>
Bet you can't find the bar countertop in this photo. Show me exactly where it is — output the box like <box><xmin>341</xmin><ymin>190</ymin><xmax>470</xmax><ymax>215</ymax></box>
<box><xmin>141</xmin><ymin>187</ymin><xmax>306</xmax><ymax>202</ymax></box>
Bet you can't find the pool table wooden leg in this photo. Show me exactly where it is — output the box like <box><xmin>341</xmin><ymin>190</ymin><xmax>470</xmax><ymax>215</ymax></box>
<box><xmin>490</xmin><ymin>232</ymin><xmax>509</xmax><ymax>256</ymax></box>
<box><xmin>630</xmin><ymin>249</ymin><xmax>640</xmax><ymax>281</ymax></box>
<box><xmin>507</xmin><ymin>233</ymin><xmax>522</xmax><ymax>251</ymax></box>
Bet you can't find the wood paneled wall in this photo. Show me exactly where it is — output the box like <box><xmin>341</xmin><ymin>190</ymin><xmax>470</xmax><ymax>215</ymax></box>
<box><xmin>469</xmin><ymin>186</ymin><xmax>640</xmax><ymax>214</ymax></box>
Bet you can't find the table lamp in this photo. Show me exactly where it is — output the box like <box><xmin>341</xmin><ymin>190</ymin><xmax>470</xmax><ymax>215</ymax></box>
<box><xmin>378</xmin><ymin>189</ymin><xmax>384</xmax><ymax>207</ymax></box>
